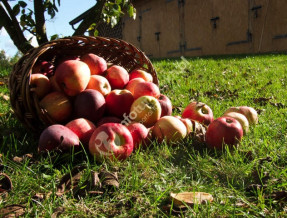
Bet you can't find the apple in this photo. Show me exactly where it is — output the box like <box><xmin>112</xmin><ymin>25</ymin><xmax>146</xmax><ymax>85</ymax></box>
<box><xmin>97</xmin><ymin>116</ymin><xmax>122</xmax><ymax>126</ymax></box>
<box><xmin>128</xmin><ymin>96</ymin><xmax>162</xmax><ymax>128</ymax></box>
<box><xmin>105</xmin><ymin>89</ymin><xmax>134</xmax><ymax>119</ymax></box>
<box><xmin>125</xmin><ymin>78</ymin><xmax>145</xmax><ymax>95</ymax></box>
<box><xmin>39</xmin><ymin>91</ymin><xmax>72</xmax><ymax>123</ymax></box>
<box><xmin>89</xmin><ymin>123</ymin><xmax>134</xmax><ymax>160</ymax></box>
<box><xmin>158</xmin><ymin>94</ymin><xmax>172</xmax><ymax>117</ymax></box>
<box><xmin>30</xmin><ymin>73</ymin><xmax>51</xmax><ymax>99</ymax></box>
<box><xmin>223</xmin><ymin>106</ymin><xmax>258</xmax><ymax>125</ymax></box>
<box><xmin>127</xmin><ymin>122</ymin><xmax>149</xmax><ymax>150</ymax></box>
<box><xmin>182</xmin><ymin>101</ymin><xmax>214</xmax><ymax>125</ymax></box>
<box><xmin>81</xmin><ymin>53</ymin><xmax>107</xmax><ymax>75</ymax></box>
<box><xmin>133</xmin><ymin>81</ymin><xmax>160</xmax><ymax>99</ymax></box>
<box><xmin>129</xmin><ymin>69</ymin><xmax>153</xmax><ymax>82</ymax></box>
<box><xmin>55</xmin><ymin>60</ymin><xmax>91</xmax><ymax>96</ymax></box>
<box><xmin>38</xmin><ymin>124</ymin><xmax>80</xmax><ymax>152</ymax></box>
<box><xmin>66</xmin><ymin>118</ymin><xmax>96</xmax><ymax>147</ymax></box>
<box><xmin>206</xmin><ymin>117</ymin><xmax>243</xmax><ymax>149</ymax></box>
<box><xmin>74</xmin><ymin>89</ymin><xmax>106</xmax><ymax>123</ymax></box>
<box><xmin>32</xmin><ymin>60</ymin><xmax>54</xmax><ymax>77</ymax></box>
<box><xmin>86</xmin><ymin>75</ymin><xmax>111</xmax><ymax>96</ymax></box>
<box><xmin>49</xmin><ymin>75</ymin><xmax>62</xmax><ymax>92</ymax></box>
<box><xmin>223</xmin><ymin>112</ymin><xmax>249</xmax><ymax>135</ymax></box>
<box><xmin>105</xmin><ymin>65</ymin><xmax>129</xmax><ymax>89</ymax></box>
<box><xmin>152</xmin><ymin>116</ymin><xmax>187</xmax><ymax>143</ymax></box>
<box><xmin>175</xmin><ymin>116</ymin><xmax>193</xmax><ymax>134</ymax></box>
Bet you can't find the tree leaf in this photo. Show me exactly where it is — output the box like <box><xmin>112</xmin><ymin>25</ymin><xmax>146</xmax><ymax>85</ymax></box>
<box><xmin>12</xmin><ymin>4</ymin><xmax>21</xmax><ymax>16</ymax></box>
<box><xmin>18</xmin><ymin>1</ymin><xmax>27</xmax><ymax>8</ymax></box>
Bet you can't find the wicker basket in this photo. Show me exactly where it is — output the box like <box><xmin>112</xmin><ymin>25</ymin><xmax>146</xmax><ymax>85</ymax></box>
<box><xmin>9</xmin><ymin>36</ymin><xmax>158</xmax><ymax>132</ymax></box>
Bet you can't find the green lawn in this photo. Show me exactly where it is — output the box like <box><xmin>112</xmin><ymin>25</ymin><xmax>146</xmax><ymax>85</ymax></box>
<box><xmin>0</xmin><ymin>54</ymin><xmax>286</xmax><ymax>217</ymax></box>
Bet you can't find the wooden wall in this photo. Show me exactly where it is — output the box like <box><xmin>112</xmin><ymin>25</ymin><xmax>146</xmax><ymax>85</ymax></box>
<box><xmin>121</xmin><ymin>0</ymin><xmax>287</xmax><ymax>58</ymax></box>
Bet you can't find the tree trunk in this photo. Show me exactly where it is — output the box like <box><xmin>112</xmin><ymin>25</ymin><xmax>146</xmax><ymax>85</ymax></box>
<box><xmin>34</xmin><ymin>0</ymin><xmax>49</xmax><ymax>44</ymax></box>
<box><xmin>0</xmin><ymin>2</ymin><xmax>34</xmax><ymax>54</ymax></box>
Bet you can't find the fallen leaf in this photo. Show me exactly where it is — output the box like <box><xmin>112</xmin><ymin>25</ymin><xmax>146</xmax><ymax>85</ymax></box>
<box><xmin>190</xmin><ymin>120</ymin><xmax>207</xmax><ymax>143</ymax></box>
<box><xmin>268</xmin><ymin>191</ymin><xmax>287</xmax><ymax>201</ymax></box>
<box><xmin>0</xmin><ymin>82</ymin><xmax>4</xmax><ymax>86</ymax></box>
<box><xmin>170</xmin><ymin>192</ymin><xmax>213</xmax><ymax>208</ymax></box>
<box><xmin>56</xmin><ymin>165</ymin><xmax>86</xmax><ymax>196</ymax></box>
<box><xmin>0</xmin><ymin>204</ymin><xmax>25</xmax><ymax>217</ymax></box>
<box><xmin>51</xmin><ymin>207</ymin><xmax>65</xmax><ymax>218</ymax></box>
<box><xmin>99</xmin><ymin>170</ymin><xmax>119</xmax><ymax>190</ymax></box>
<box><xmin>0</xmin><ymin>173</ymin><xmax>13</xmax><ymax>193</ymax></box>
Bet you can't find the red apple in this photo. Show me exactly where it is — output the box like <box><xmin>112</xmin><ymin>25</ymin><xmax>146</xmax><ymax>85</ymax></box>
<box><xmin>133</xmin><ymin>82</ymin><xmax>160</xmax><ymax>99</ymax></box>
<box><xmin>158</xmin><ymin>94</ymin><xmax>172</xmax><ymax>117</ymax></box>
<box><xmin>89</xmin><ymin>123</ymin><xmax>134</xmax><ymax>160</ymax></box>
<box><xmin>30</xmin><ymin>73</ymin><xmax>51</xmax><ymax>99</ymax></box>
<box><xmin>206</xmin><ymin>117</ymin><xmax>243</xmax><ymax>149</ymax></box>
<box><xmin>105</xmin><ymin>65</ymin><xmax>129</xmax><ymax>89</ymax></box>
<box><xmin>182</xmin><ymin>101</ymin><xmax>214</xmax><ymax>125</ymax></box>
<box><xmin>55</xmin><ymin>60</ymin><xmax>91</xmax><ymax>96</ymax></box>
<box><xmin>38</xmin><ymin>124</ymin><xmax>80</xmax><ymax>152</ymax></box>
<box><xmin>86</xmin><ymin>75</ymin><xmax>111</xmax><ymax>96</ymax></box>
<box><xmin>105</xmin><ymin>89</ymin><xmax>134</xmax><ymax>119</ymax></box>
<box><xmin>125</xmin><ymin>78</ymin><xmax>145</xmax><ymax>95</ymax></box>
<box><xmin>32</xmin><ymin>60</ymin><xmax>54</xmax><ymax>77</ymax></box>
<box><xmin>127</xmin><ymin>122</ymin><xmax>149</xmax><ymax>150</ymax></box>
<box><xmin>223</xmin><ymin>112</ymin><xmax>249</xmax><ymax>135</ymax></box>
<box><xmin>49</xmin><ymin>75</ymin><xmax>62</xmax><ymax>92</ymax></box>
<box><xmin>74</xmin><ymin>89</ymin><xmax>106</xmax><ymax>123</ymax></box>
<box><xmin>81</xmin><ymin>53</ymin><xmax>107</xmax><ymax>75</ymax></box>
<box><xmin>39</xmin><ymin>91</ymin><xmax>72</xmax><ymax>123</ymax></box>
<box><xmin>129</xmin><ymin>69</ymin><xmax>153</xmax><ymax>82</ymax></box>
<box><xmin>128</xmin><ymin>96</ymin><xmax>162</xmax><ymax>128</ymax></box>
<box><xmin>224</xmin><ymin>106</ymin><xmax>258</xmax><ymax>125</ymax></box>
<box><xmin>97</xmin><ymin>116</ymin><xmax>122</xmax><ymax>126</ymax></box>
<box><xmin>66</xmin><ymin>118</ymin><xmax>96</xmax><ymax>147</ymax></box>
<box><xmin>152</xmin><ymin>116</ymin><xmax>187</xmax><ymax>143</ymax></box>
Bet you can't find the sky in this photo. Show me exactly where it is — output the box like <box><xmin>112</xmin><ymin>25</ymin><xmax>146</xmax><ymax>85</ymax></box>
<box><xmin>0</xmin><ymin>0</ymin><xmax>96</xmax><ymax>57</ymax></box>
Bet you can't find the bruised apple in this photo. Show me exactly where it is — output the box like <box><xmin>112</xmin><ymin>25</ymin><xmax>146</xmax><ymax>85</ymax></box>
<box><xmin>40</xmin><ymin>91</ymin><xmax>72</xmax><ymax>123</ymax></box>
<box><xmin>66</xmin><ymin>118</ymin><xmax>96</xmax><ymax>147</ymax></box>
<box><xmin>89</xmin><ymin>123</ymin><xmax>134</xmax><ymax>160</ymax></box>
<box><xmin>38</xmin><ymin>124</ymin><xmax>80</xmax><ymax>152</ymax></box>
<box><xmin>81</xmin><ymin>53</ymin><xmax>107</xmax><ymax>75</ymax></box>
<box><xmin>55</xmin><ymin>60</ymin><xmax>91</xmax><ymax>96</ymax></box>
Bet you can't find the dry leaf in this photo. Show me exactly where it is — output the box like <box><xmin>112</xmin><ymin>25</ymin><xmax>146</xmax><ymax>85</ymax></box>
<box><xmin>0</xmin><ymin>173</ymin><xmax>13</xmax><ymax>193</ymax></box>
<box><xmin>190</xmin><ymin>120</ymin><xmax>207</xmax><ymax>143</ymax></box>
<box><xmin>0</xmin><ymin>81</ymin><xmax>4</xmax><ymax>86</ymax></box>
<box><xmin>56</xmin><ymin>165</ymin><xmax>86</xmax><ymax>196</ymax></box>
<box><xmin>51</xmin><ymin>207</ymin><xmax>65</xmax><ymax>218</ymax></box>
<box><xmin>99</xmin><ymin>170</ymin><xmax>119</xmax><ymax>190</ymax></box>
<box><xmin>170</xmin><ymin>192</ymin><xmax>213</xmax><ymax>207</ymax></box>
<box><xmin>0</xmin><ymin>204</ymin><xmax>26</xmax><ymax>217</ymax></box>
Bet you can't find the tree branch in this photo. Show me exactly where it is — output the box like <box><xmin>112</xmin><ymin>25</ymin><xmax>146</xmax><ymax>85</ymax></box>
<box><xmin>0</xmin><ymin>2</ymin><xmax>34</xmax><ymax>54</ymax></box>
<box><xmin>72</xmin><ymin>0</ymin><xmax>107</xmax><ymax>36</ymax></box>
<box><xmin>34</xmin><ymin>0</ymin><xmax>48</xmax><ymax>44</ymax></box>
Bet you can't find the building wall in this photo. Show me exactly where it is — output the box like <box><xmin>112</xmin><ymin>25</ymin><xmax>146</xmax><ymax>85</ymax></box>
<box><xmin>121</xmin><ymin>0</ymin><xmax>287</xmax><ymax>58</ymax></box>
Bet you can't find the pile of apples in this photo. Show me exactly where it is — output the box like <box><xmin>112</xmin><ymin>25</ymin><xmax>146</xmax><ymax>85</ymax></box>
<box><xmin>30</xmin><ymin>53</ymin><xmax>258</xmax><ymax>161</ymax></box>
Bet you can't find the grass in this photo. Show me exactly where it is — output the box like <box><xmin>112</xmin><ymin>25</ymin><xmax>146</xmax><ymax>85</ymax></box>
<box><xmin>0</xmin><ymin>53</ymin><xmax>286</xmax><ymax>217</ymax></box>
